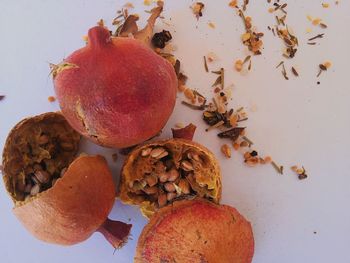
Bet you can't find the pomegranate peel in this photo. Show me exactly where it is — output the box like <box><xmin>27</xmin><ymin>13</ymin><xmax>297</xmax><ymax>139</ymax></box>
<box><xmin>135</xmin><ymin>198</ymin><xmax>254</xmax><ymax>263</ymax></box>
<box><xmin>171</xmin><ymin>123</ymin><xmax>197</xmax><ymax>140</ymax></box>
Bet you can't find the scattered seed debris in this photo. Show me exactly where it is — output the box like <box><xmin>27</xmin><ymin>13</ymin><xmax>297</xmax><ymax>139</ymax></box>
<box><xmin>221</xmin><ymin>144</ymin><xmax>232</xmax><ymax>158</ymax></box>
<box><xmin>291</xmin><ymin>67</ymin><xmax>299</xmax><ymax>76</ymax></box>
<box><xmin>192</xmin><ymin>2</ymin><xmax>205</xmax><ymax>19</ymax></box>
<box><xmin>238</xmin><ymin>9</ymin><xmax>264</xmax><ymax>55</ymax></box>
<box><xmin>271</xmin><ymin>161</ymin><xmax>284</xmax><ymax>174</ymax></box>
<box><xmin>308</xmin><ymin>33</ymin><xmax>324</xmax><ymax>41</ymax></box>
<box><xmin>48</xmin><ymin>96</ymin><xmax>56</xmax><ymax>102</ymax></box>
<box><xmin>291</xmin><ymin>165</ymin><xmax>308</xmax><ymax>180</ymax></box>
<box><xmin>152</xmin><ymin>30</ymin><xmax>172</xmax><ymax>49</ymax></box>
<box><xmin>203</xmin><ymin>56</ymin><xmax>209</xmax><ymax>72</ymax></box>
<box><xmin>208</xmin><ymin>22</ymin><xmax>216</xmax><ymax>29</ymax></box>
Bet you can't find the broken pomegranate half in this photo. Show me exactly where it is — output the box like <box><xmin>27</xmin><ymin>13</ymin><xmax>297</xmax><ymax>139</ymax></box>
<box><xmin>135</xmin><ymin>198</ymin><xmax>254</xmax><ymax>263</ymax></box>
<box><xmin>2</xmin><ymin>112</ymin><xmax>131</xmax><ymax>247</ymax></box>
<box><xmin>120</xmin><ymin>139</ymin><xmax>222</xmax><ymax>218</ymax></box>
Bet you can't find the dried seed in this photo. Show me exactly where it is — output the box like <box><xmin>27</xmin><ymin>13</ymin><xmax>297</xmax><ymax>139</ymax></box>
<box><xmin>323</xmin><ymin>61</ymin><xmax>332</xmax><ymax>69</ymax></box>
<box><xmin>181</xmin><ymin>160</ymin><xmax>194</xmax><ymax>171</ymax></box>
<box><xmin>48</xmin><ymin>96</ymin><xmax>56</xmax><ymax>102</ymax></box>
<box><xmin>150</xmin><ymin>147</ymin><xmax>166</xmax><ymax>158</ymax></box>
<box><xmin>178</xmin><ymin>179</ymin><xmax>191</xmax><ymax>194</ymax></box>
<box><xmin>30</xmin><ymin>184</ymin><xmax>40</xmax><ymax>196</ymax></box>
<box><xmin>34</xmin><ymin>170</ymin><xmax>51</xmax><ymax>184</ymax></box>
<box><xmin>164</xmin><ymin>182</ymin><xmax>176</xmax><ymax>192</ymax></box>
<box><xmin>241</xmin><ymin>32</ymin><xmax>251</xmax><ymax>42</ymax></box>
<box><xmin>33</xmin><ymin>164</ymin><xmax>43</xmax><ymax>171</ymax></box>
<box><xmin>158</xmin><ymin>172</ymin><xmax>169</xmax><ymax>183</ymax></box>
<box><xmin>320</xmin><ymin>23</ymin><xmax>327</xmax><ymax>28</ymax></box>
<box><xmin>158</xmin><ymin>193</ymin><xmax>167</xmax><ymax>207</ymax></box>
<box><xmin>156</xmin><ymin>151</ymin><xmax>169</xmax><ymax>159</ymax></box>
<box><xmin>143</xmin><ymin>186</ymin><xmax>158</xmax><ymax>195</ymax></box>
<box><xmin>233</xmin><ymin>142</ymin><xmax>240</xmax><ymax>150</ymax></box>
<box><xmin>141</xmin><ymin>148</ymin><xmax>152</xmax><ymax>157</ymax></box>
<box><xmin>60</xmin><ymin>142</ymin><xmax>74</xmax><ymax>151</ymax></box>
<box><xmin>235</xmin><ymin>60</ymin><xmax>243</xmax><ymax>72</ymax></box>
<box><xmin>221</xmin><ymin>144</ymin><xmax>231</xmax><ymax>158</ymax></box>
<box><xmin>133</xmin><ymin>180</ymin><xmax>147</xmax><ymax>191</ymax></box>
<box><xmin>240</xmin><ymin>141</ymin><xmax>249</xmax><ymax>147</ymax></box>
<box><xmin>245</xmin><ymin>157</ymin><xmax>259</xmax><ymax>166</ymax></box>
<box><xmin>167</xmin><ymin>169</ymin><xmax>180</xmax><ymax>182</ymax></box>
<box><xmin>184</xmin><ymin>88</ymin><xmax>195</xmax><ymax>101</ymax></box>
<box><xmin>166</xmin><ymin>192</ymin><xmax>177</xmax><ymax>202</ymax></box>
<box><xmin>24</xmin><ymin>184</ymin><xmax>32</xmax><ymax>193</ymax></box>
<box><xmin>38</xmin><ymin>134</ymin><xmax>49</xmax><ymax>145</ymax></box>
<box><xmin>145</xmin><ymin>174</ymin><xmax>158</xmax><ymax>187</ymax></box>
<box><xmin>31</xmin><ymin>175</ymin><xmax>41</xmax><ymax>185</ymax></box>
<box><xmin>188</xmin><ymin>152</ymin><xmax>201</xmax><ymax>162</ymax></box>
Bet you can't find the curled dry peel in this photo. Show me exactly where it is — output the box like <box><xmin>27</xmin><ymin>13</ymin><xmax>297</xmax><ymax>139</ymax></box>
<box><xmin>2</xmin><ymin>112</ymin><xmax>131</xmax><ymax>247</ymax></box>
<box><xmin>135</xmin><ymin>199</ymin><xmax>254</xmax><ymax>263</ymax></box>
<box><xmin>120</xmin><ymin>139</ymin><xmax>222</xmax><ymax>218</ymax></box>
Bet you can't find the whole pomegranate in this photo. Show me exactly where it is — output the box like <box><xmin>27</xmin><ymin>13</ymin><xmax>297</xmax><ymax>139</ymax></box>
<box><xmin>53</xmin><ymin>24</ymin><xmax>177</xmax><ymax>148</ymax></box>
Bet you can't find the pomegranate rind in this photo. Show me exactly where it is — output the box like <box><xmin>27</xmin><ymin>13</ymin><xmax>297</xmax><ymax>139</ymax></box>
<box><xmin>13</xmin><ymin>155</ymin><xmax>116</xmax><ymax>245</ymax></box>
<box><xmin>135</xmin><ymin>199</ymin><xmax>254</xmax><ymax>263</ymax></box>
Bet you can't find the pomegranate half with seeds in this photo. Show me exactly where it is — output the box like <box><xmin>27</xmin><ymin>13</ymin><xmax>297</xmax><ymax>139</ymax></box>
<box><xmin>2</xmin><ymin>112</ymin><xmax>131</xmax><ymax>247</ymax></box>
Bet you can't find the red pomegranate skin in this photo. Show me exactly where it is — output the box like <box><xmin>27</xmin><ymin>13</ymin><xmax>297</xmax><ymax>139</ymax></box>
<box><xmin>54</xmin><ymin>26</ymin><xmax>177</xmax><ymax>148</ymax></box>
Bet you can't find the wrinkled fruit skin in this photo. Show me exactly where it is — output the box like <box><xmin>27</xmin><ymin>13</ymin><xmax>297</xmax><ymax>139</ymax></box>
<box><xmin>13</xmin><ymin>155</ymin><xmax>116</xmax><ymax>245</ymax></box>
<box><xmin>135</xmin><ymin>199</ymin><xmax>254</xmax><ymax>263</ymax></box>
<box><xmin>54</xmin><ymin>26</ymin><xmax>178</xmax><ymax>148</ymax></box>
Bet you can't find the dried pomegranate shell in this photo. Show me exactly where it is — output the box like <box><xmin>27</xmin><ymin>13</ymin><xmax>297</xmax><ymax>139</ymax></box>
<box><xmin>120</xmin><ymin>139</ymin><xmax>222</xmax><ymax>218</ymax></box>
<box><xmin>135</xmin><ymin>198</ymin><xmax>254</xmax><ymax>263</ymax></box>
<box><xmin>2</xmin><ymin>112</ymin><xmax>131</xmax><ymax>247</ymax></box>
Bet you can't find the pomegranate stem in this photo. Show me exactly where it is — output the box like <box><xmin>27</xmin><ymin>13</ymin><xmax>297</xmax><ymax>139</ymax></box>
<box><xmin>97</xmin><ymin>218</ymin><xmax>132</xmax><ymax>248</ymax></box>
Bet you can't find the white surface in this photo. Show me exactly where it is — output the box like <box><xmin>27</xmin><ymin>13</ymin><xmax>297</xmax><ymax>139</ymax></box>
<box><xmin>1</xmin><ymin>0</ymin><xmax>350</xmax><ymax>262</ymax></box>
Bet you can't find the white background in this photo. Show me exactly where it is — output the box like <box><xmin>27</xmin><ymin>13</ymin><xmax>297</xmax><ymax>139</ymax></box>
<box><xmin>1</xmin><ymin>0</ymin><xmax>350</xmax><ymax>262</ymax></box>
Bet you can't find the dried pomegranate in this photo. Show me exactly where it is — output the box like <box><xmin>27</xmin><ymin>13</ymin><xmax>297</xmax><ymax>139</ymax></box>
<box><xmin>52</xmin><ymin>4</ymin><xmax>177</xmax><ymax>148</ymax></box>
<box><xmin>120</xmin><ymin>139</ymin><xmax>222</xmax><ymax>218</ymax></box>
<box><xmin>135</xmin><ymin>199</ymin><xmax>254</xmax><ymax>263</ymax></box>
<box><xmin>2</xmin><ymin>112</ymin><xmax>131</xmax><ymax>247</ymax></box>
